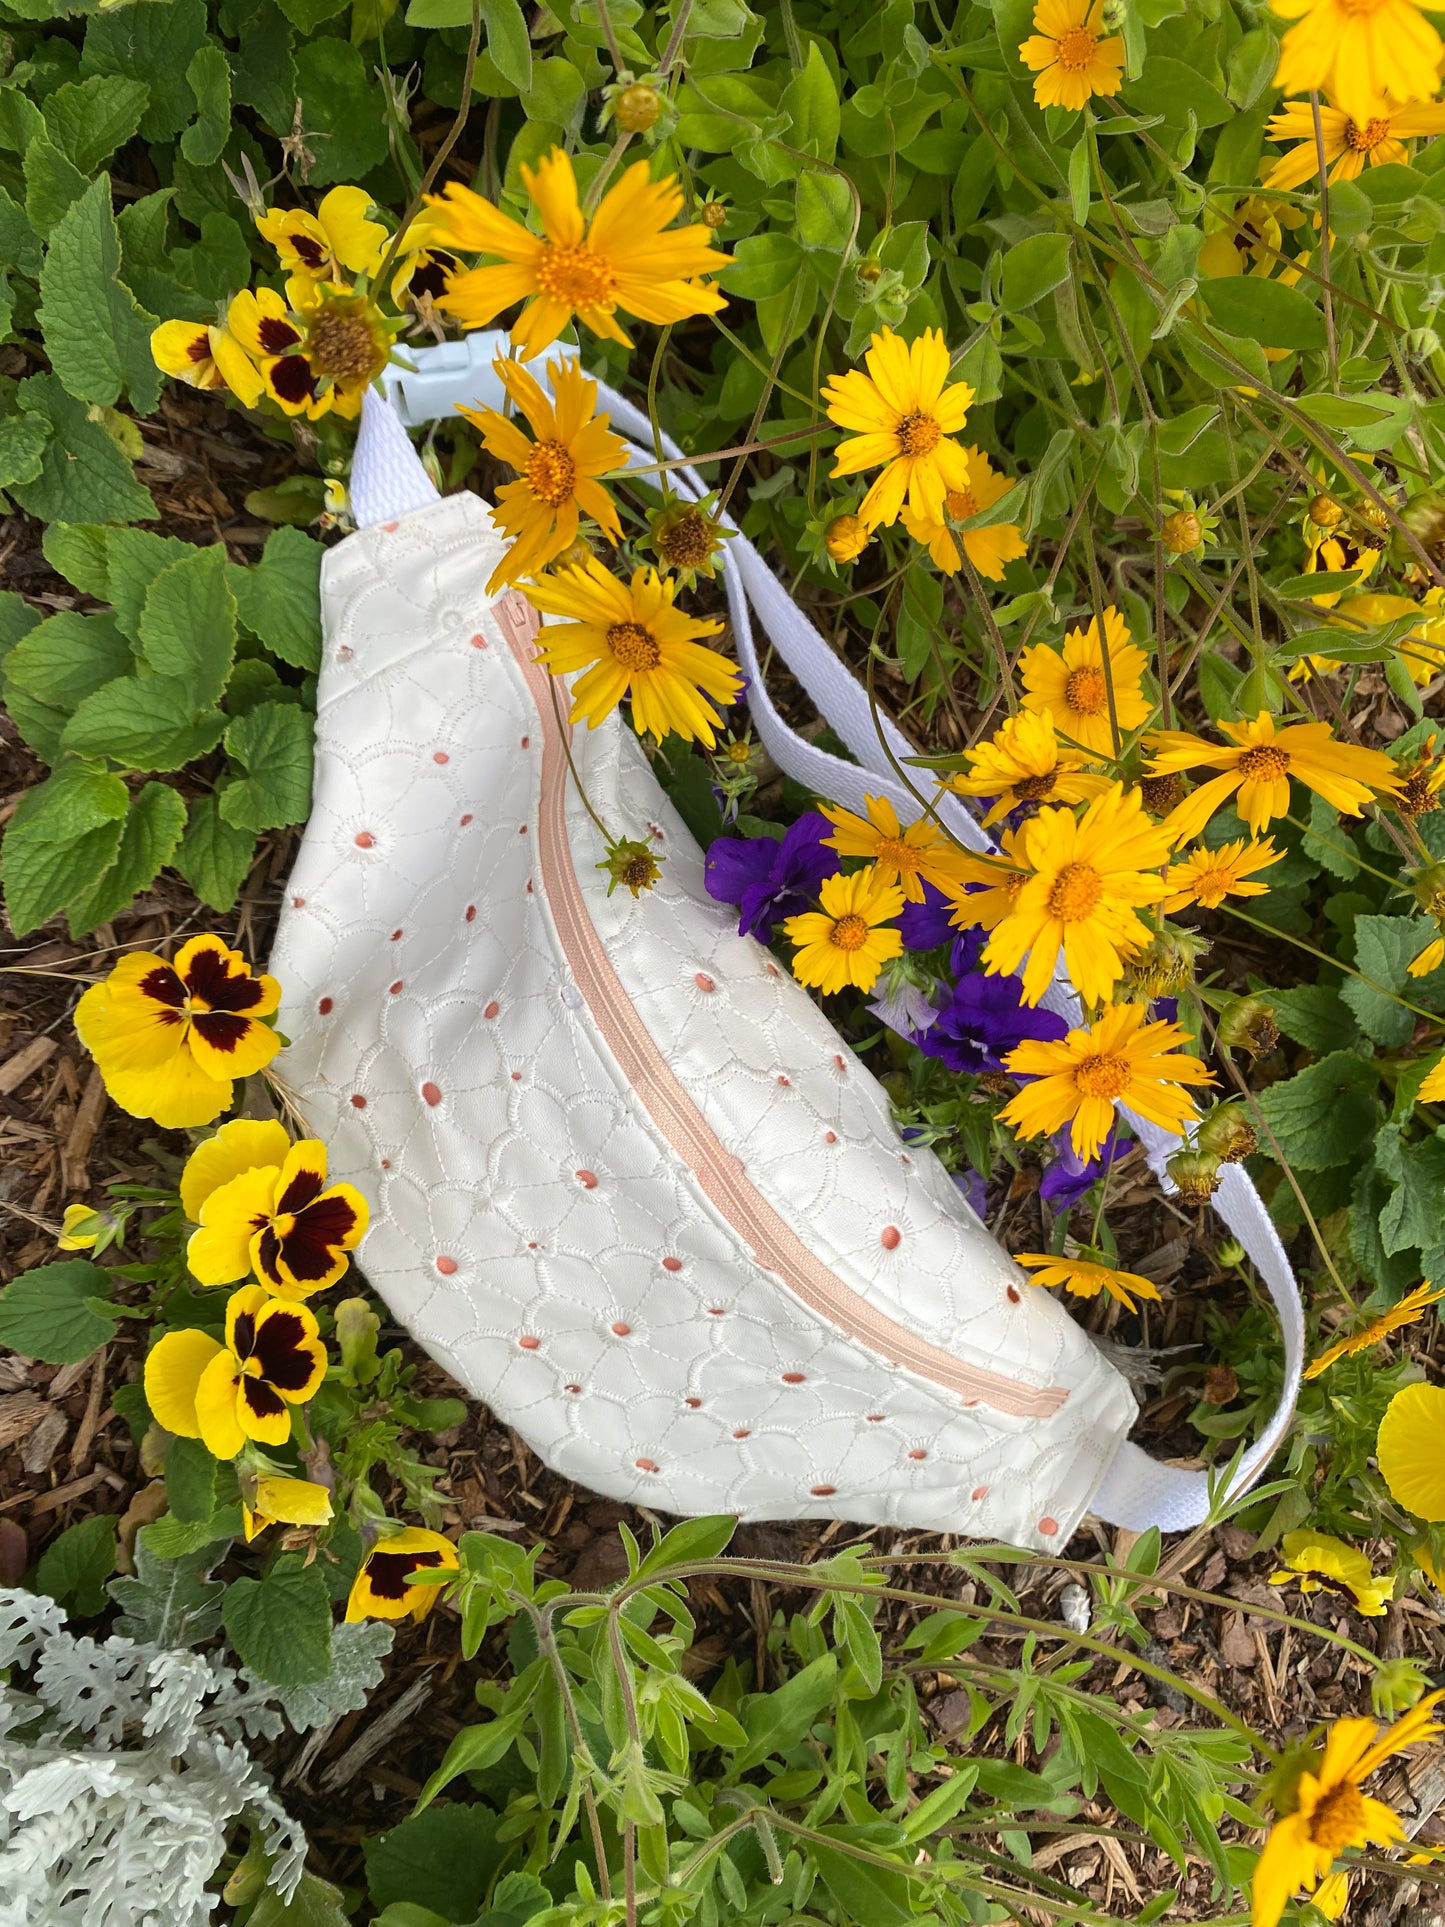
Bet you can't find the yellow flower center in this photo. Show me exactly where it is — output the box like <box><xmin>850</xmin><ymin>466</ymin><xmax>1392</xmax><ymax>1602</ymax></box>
<box><xmin>272</xmin><ymin>1212</ymin><xmax>297</xmax><ymax>1240</ymax></box>
<box><xmin>896</xmin><ymin>411</ymin><xmax>942</xmax><ymax>456</ymax></box>
<box><xmin>1064</xmin><ymin>665</ymin><xmax>1109</xmax><ymax>715</ymax></box>
<box><xmin>241</xmin><ymin>1356</ymin><xmax>265</xmax><ymax>1379</ymax></box>
<box><xmin>945</xmin><ymin>487</ymin><xmax>978</xmax><ymax>520</ymax></box>
<box><xmin>873</xmin><ymin>836</ymin><xmax>918</xmax><ymax>872</ymax></box>
<box><xmin>620</xmin><ymin>854</ymin><xmax>658</xmax><ymax>889</ymax></box>
<box><xmin>524</xmin><ymin>440</ymin><xmax>578</xmax><ymax>507</ymax></box>
<box><xmin>1337</xmin><ymin>0</ymin><xmax>1388</xmax><ymax>11</ymax></box>
<box><xmin>1307</xmin><ymin>1782</ymin><xmax>1370</xmax><ymax>1854</ymax></box>
<box><xmin>1003</xmin><ymin>870</ymin><xmax>1028</xmax><ymax>900</ymax></box>
<box><xmin>830</xmin><ymin>913</ymin><xmax>871</xmax><ymax>951</ymax></box>
<box><xmin>1054</xmin><ymin>24</ymin><xmax>1098</xmax><ymax>68</ymax></box>
<box><xmin>1073</xmin><ymin>1050</ymin><xmax>1134</xmax><ymax>1100</ymax></box>
<box><xmin>1013</xmin><ymin>772</ymin><xmax>1058</xmax><ymax>801</ymax></box>
<box><xmin>725</xmin><ymin>740</ymin><xmax>752</xmax><ymax>764</ymax></box>
<box><xmin>536</xmin><ymin>240</ymin><xmax>617</xmax><ymax>311</ymax></box>
<box><xmin>1345</xmin><ymin>115</ymin><xmax>1392</xmax><ymax>152</ymax></box>
<box><xmin>607</xmin><ymin>621</ymin><xmax>662</xmax><ymax>671</ymax></box>
<box><xmin>306</xmin><ymin>307</ymin><xmax>383</xmax><ymax>381</ymax></box>
<box><xmin>656</xmin><ymin>508</ymin><xmax>714</xmax><ymax>568</ymax></box>
<box><xmin>1238</xmin><ymin>744</ymin><xmax>1291</xmax><ymax>781</ymax></box>
<box><xmin>1047</xmin><ymin>860</ymin><xmax>1104</xmax><ymax>922</ymax></box>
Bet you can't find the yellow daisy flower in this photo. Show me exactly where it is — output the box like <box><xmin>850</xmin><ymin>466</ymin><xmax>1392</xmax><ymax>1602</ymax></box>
<box><xmin>782</xmin><ymin>868</ymin><xmax>905</xmax><ymax>997</ymax></box>
<box><xmin>818</xmin><ymin>793</ymin><xmax>964</xmax><ymax>903</ymax></box>
<box><xmin>346</xmin><ymin>1526</ymin><xmax>459</xmax><ymax>1622</ymax></box>
<box><xmin>1378</xmin><ymin>1381</ymin><xmax>1445</xmax><ymax>1518</ymax></box>
<box><xmin>1410</xmin><ymin>936</ymin><xmax>1445</xmax><ymax>977</ymax></box>
<box><xmin>292</xmin><ymin>286</ymin><xmax>395</xmax><ymax>419</ymax></box>
<box><xmin>74</xmin><ymin>936</ymin><xmax>282</xmax><ymax>1130</ymax></box>
<box><xmin>430</xmin><ymin>148</ymin><xmax>732</xmax><ymax>359</ymax></box>
<box><xmin>187</xmin><ymin>1138</ymin><xmax>369</xmax><ymax>1300</ymax></box>
<box><xmin>1250</xmin><ymin>1694</ymin><xmax>1445</xmax><ymax>1927</ymax></box>
<box><xmin>461</xmin><ymin>356</ymin><xmax>626</xmax><ymax>593</ymax></box>
<box><xmin>1264</xmin><ymin>94</ymin><xmax>1445</xmax><ymax>191</ymax></box>
<box><xmin>1000</xmin><ymin>1000</ymin><xmax>1215</xmax><ymax>1163</ymax></box>
<box><xmin>821</xmin><ymin>327</ymin><xmax>975</xmax><ymax>530</ymax></box>
<box><xmin>898</xmin><ymin>447</ymin><xmax>1028</xmax><ymax>581</ymax></box>
<box><xmin>937</xmin><ymin>827</ymin><xmax>1034</xmax><ymax>933</ymax></box>
<box><xmin>522</xmin><ymin>557</ymin><xmax>739</xmax><ymax>745</ymax></box>
<box><xmin>1270</xmin><ymin>0</ymin><xmax>1444</xmax><ymax>128</ymax></box>
<box><xmin>1394</xmin><ymin>730</ymin><xmax>1445</xmax><ymax>819</ymax></box>
<box><xmin>1014</xmin><ymin>1250</ymin><xmax>1161</xmax><ymax>1314</ymax></box>
<box><xmin>982</xmin><ymin>783</ymin><xmax>1175</xmax><ymax>1009</ymax></box>
<box><xmin>1019</xmin><ymin>608</ymin><xmax>1151</xmax><ymax>759</ymax></box>
<box><xmin>144</xmin><ymin>1286</ymin><xmax>327</xmax><ymax>1460</ymax></box>
<box><xmin>1268</xmin><ymin>1529</ymin><xmax>1395</xmax><ymax>1616</ymax></box>
<box><xmin>242</xmin><ymin>1474</ymin><xmax>334</xmax><ymax>1544</ymax></box>
<box><xmin>1145</xmin><ymin>711</ymin><xmax>1402</xmax><ymax>845</ymax></box>
<box><xmin>1305</xmin><ymin>508</ymin><xmax>1388</xmax><ymax>608</ymax></box>
<box><xmin>150</xmin><ymin>317</ymin><xmax>264</xmax><ymax>409</ymax></box>
<box><xmin>1163</xmin><ymin>836</ymin><xmax>1283</xmax><ymax>914</ymax></box>
<box><xmin>944</xmin><ymin>709</ymin><xmax>1111</xmax><ymax>827</ymax></box>
<box><xmin>1306</xmin><ymin>1282</ymin><xmax>1445</xmax><ymax>1379</ymax></box>
<box><xmin>256</xmin><ymin>185</ymin><xmax>387</xmax><ymax>284</ymax></box>
<box><xmin>1019</xmin><ymin>0</ymin><xmax>1125</xmax><ymax>110</ymax></box>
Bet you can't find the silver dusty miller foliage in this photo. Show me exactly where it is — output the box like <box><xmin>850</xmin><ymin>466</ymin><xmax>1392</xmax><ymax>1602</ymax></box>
<box><xmin>0</xmin><ymin>1587</ymin><xmax>306</xmax><ymax>1927</ymax></box>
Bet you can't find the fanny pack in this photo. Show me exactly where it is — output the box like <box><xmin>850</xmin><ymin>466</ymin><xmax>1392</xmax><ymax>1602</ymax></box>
<box><xmin>268</xmin><ymin>334</ymin><xmax>1302</xmax><ymax>1551</ymax></box>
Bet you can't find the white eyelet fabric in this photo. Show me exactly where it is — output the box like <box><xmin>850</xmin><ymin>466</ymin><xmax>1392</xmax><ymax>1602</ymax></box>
<box><xmin>270</xmin><ymin>492</ymin><xmax>1140</xmax><ymax>1550</ymax></box>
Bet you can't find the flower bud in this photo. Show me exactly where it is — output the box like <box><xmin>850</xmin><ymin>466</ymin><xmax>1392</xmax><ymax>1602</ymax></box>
<box><xmin>1137</xmin><ymin>772</ymin><xmax>1183</xmax><ymax>817</ymax></box>
<box><xmin>1120</xmin><ymin>926</ymin><xmax>1209</xmax><ymax>1000</ymax></box>
<box><xmin>825</xmin><ymin>513</ymin><xmax>870</xmax><ymax>563</ymax></box>
<box><xmin>857</xmin><ymin>259</ymin><xmax>884</xmax><ymax>285</ymax></box>
<box><xmin>1167</xmin><ymin>1147</ymin><xmax>1222</xmax><ymax>1207</ymax></box>
<box><xmin>336</xmin><ymin>1295</ymin><xmax>381</xmax><ymax>1386</ymax></box>
<box><xmin>1196</xmin><ymin>1099</ymin><xmax>1258</xmax><ymax>1164</ymax></box>
<box><xmin>1410</xmin><ymin>860</ymin><xmax>1445</xmax><ymax>919</ymax></box>
<box><xmin>1404</xmin><ymin>327</ymin><xmax>1442</xmax><ymax>361</ymax></box>
<box><xmin>1308</xmin><ymin>492</ymin><xmax>1344</xmax><ymax>531</ymax></box>
<box><xmin>702</xmin><ymin>199</ymin><xmax>727</xmax><ymax>229</ymax></box>
<box><xmin>650</xmin><ymin>500</ymin><xmax>724</xmax><ymax>579</ymax></box>
<box><xmin>1161</xmin><ymin>509</ymin><xmax>1202</xmax><ymax>554</ymax></box>
<box><xmin>614</xmin><ymin>82</ymin><xmax>662</xmax><ymax>132</ymax></box>
<box><xmin>1215</xmin><ymin>1238</ymin><xmax>1245</xmax><ymax>1268</ymax></box>
<box><xmin>1216</xmin><ymin>993</ymin><xmax>1279</xmax><ymax>1059</ymax></box>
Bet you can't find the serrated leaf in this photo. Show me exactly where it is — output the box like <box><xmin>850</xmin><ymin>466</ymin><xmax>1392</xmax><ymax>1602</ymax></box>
<box><xmin>61</xmin><ymin>675</ymin><xmax>228</xmax><ymax>771</ymax></box>
<box><xmin>0</xmin><ymin>1259</ymin><xmax>116</xmax><ymax>1362</ymax></box>
<box><xmin>4</xmin><ymin>611</ymin><xmax>133</xmax><ymax>712</ymax></box>
<box><xmin>0</xmin><ymin>409</ymin><xmax>50</xmax><ymax>491</ymax></box>
<box><xmin>220</xmin><ymin>702</ymin><xmax>314</xmax><ymax>831</ymax></box>
<box><xmin>0</xmin><ymin>593</ymin><xmax>42</xmax><ymax>663</ymax></box>
<box><xmin>34</xmin><ymin>1513</ymin><xmax>118</xmax><ymax>1616</ymax></box>
<box><xmin>1254</xmin><ymin>1051</ymin><xmax>1381</xmax><ymax>1170</ymax></box>
<box><xmin>107</xmin><ymin>1524</ymin><xmax>226</xmax><ymax>1646</ymax></box>
<box><xmin>42</xmin><ymin>74</ymin><xmax>149</xmax><ymax>174</ymax></box>
<box><xmin>41</xmin><ymin>523</ymin><xmax>111</xmax><ymax>599</ymax></box>
<box><xmin>8</xmin><ymin>373</ymin><xmax>154</xmax><ymax>525</ymax></box>
<box><xmin>248</xmin><ymin>1875</ymin><xmax>353</xmax><ymax>1927</ymax></box>
<box><xmin>23</xmin><ymin>133</ymin><xmax>88</xmax><ymax>240</ymax></box>
<box><xmin>138</xmin><ymin>542</ymin><xmax>236</xmax><ymax>704</ymax></box>
<box><xmin>294</xmin><ymin>37</ymin><xmax>388</xmax><ymax>185</ymax></box>
<box><xmin>38</xmin><ymin>174</ymin><xmax>161</xmax><ymax>415</ymax></box>
<box><xmin>106</xmin><ymin>526</ymin><xmax>196</xmax><ymax>640</ymax></box>
<box><xmin>172</xmin><ymin>792</ymin><xmax>257</xmax><ymax>911</ymax></box>
<box><xmin>1340</xmin><ymin>915</ymin><xmax>1425</xmax><ymax>1048</ymax></box>
<box><xmin>1267</xmin><ymin>984</ymin><xmax>1360</xmax><ymax>1055</ymax></box>
<box><xmin>181</xmin><ymin>44</ymin><xmax>231</xmax><ymax>167</ymax></box>
<box><xmin>165</xmin><ymin>1434</ymin><xmax>219</xmax><ymax>1521</ymax></box>
<box><xmin>252</xmin><ymin>1618</ymin><xmax>394</xmax><ymax>1734</ymax></box>
<box><xmin>222</xmin><ymin>1559</ymin><xmax>333</xmax><ymax>1685</ymax></box>
<box><xmin>67</xmin><ymin>781</ymin><xmax>188</xmax><ymax>935</ymax></box>
<box><xmin>1379</xmin><ymin>1129</ymin><xmax>1445</xmax><ymax>1256</ymax></box>
<box><xmin>0</xmin><ymin>759</ymin><xmax>129</xmax><ymax>934</ymax></box>
<box><xmin>81</xmin><ymin>0</ymin><xmax>209</xmax><ymax>142</ymax></box>
<box><xmin>230</xmin><ymin>525</ymin><xmax>323</xmax><ymax>670</ymax></box>
<box><xmin>364</xmin><ymin>1806</ymin><xmax>505</xmax><ymax>1920</ymax></box>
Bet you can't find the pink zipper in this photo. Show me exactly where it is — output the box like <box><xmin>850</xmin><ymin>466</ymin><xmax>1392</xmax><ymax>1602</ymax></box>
<box><xmin>493</xmin><ymin>591</ymin><xmax>1067</xmax><ymax>1422</ymax></box>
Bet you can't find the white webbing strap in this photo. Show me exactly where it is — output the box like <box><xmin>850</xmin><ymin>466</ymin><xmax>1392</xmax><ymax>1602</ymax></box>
<box><xmin>350</xmin><ymin>340</ymin><xmax>1304</xmax><ymax>1533</ymax></box>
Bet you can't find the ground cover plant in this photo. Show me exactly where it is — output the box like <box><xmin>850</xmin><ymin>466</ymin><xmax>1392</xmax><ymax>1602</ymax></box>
<box><xmin>7</xmin><ymin>0</ymin><xmax>1445</xmax><ymax>1920</ymax></box>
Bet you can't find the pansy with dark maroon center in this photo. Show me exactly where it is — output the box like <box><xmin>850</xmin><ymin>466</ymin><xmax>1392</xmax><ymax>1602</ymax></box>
<box><xmin>231</xmin><ymin>1300</ymin><xmax>325</xmax><ymax>1420</ymax></box>
<box><xmin>408</xmin><ymin>251</ymin><xmax>458</xmax><ymax>302</ymax></box>
<box><xmin>256</xmin><ymin>1160</ymin><xmax>364</xmax><ymax>1292</ymax></box>
<box><xmin>367</xmin><ymin>1547</ymin><xmax>445</xmax><ymax>1602</ymax></box>
<box><xmin>257</xmin><ymin>315</ymin><xmax>302</xmax><ymax>356</ymax></box>
<box><xmin>269</xmin><ymin>356</ymin><xmax>321</xmax><ymax>408</ymax></box>
<box><xmin>345</xmin><ymin>1526</ymin><xmax>459</xmax><ymax>1622</ymax></box>
<box><xmin>291</xmin><ymin>232</ymin><xmax>327</xmax><ymax>270</ymax></box>
<box><xmin>180</xmin><ymin>938</ymin><xmax>272</xmax><ymax>1057</ymax></box>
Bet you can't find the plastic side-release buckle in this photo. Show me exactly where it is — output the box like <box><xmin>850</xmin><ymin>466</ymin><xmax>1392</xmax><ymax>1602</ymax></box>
<box><xmin>380</xmin><ymin>331</ymin><xmax>582</xmax><ymax>426</ymax></box>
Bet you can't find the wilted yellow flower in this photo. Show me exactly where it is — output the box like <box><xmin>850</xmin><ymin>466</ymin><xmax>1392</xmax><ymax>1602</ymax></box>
<box><xmin>1269</xmin><ymin>1529</ymin><xmax>1395</xmax><ymax>1615</ymax></box>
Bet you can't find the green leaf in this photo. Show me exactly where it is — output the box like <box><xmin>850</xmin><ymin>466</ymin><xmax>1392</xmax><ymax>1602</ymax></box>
<box><xmin>1</xmin><ymin>760</ymin><xmax>129</xmax><ymax>935</ymax></box>
<box><xmin>1340</xmin><ymin>915</ymin><xmax>1428</xmax><ymax>1047</ymax></box>
<box><xmin>61</xmin><ymin>676</ymin><xmax>228</xmax><ymax>771</ymax></box>
<box><xmin>67</xmin><ymin>782</ymin><xmax>188</xmax><ymax>935</ymax></box>
<box><xmin>231</xmin><ymin>0</ymin><xmax>299</xmax><ymax>136</ymax></box>
<box><xmin>0</xmin><ymin>407</ymin><xmax>49</xmax><ymax>493</ymax></box>
<box><xmin>108</xmin><ymin>1526</ymin><xmax>227</xmax><ymax>1645</ymax></box>
<box><xmin>810</xmin><ymin>1834</ymin><xmax>914</xmax><ymax>1927</ymax></box>
<box><xmin>294</xmin><ymin>37</ymin><xmax>388</xmax><ymax>184</ymax></box>
<box><xmin>230</xmin><ymin>526</ymin><xmax>323</xmax><ymax>670</ymax></box>
<box><xmin>1000</xmin><ymin>232</ymin><xmax>1072</xmax><ymax>311</ymax></box>
<box><xmin>1254</xmin><ymin>1051</ymin><xmax>1381</xmax><ymax>1170</ymax></box>
<box><xmin>1136</xmin><ymin>53</ymin><xmax>1234</xmax><ymax>132</ymax></box>
<box><xmin>780</xmin><ymin>41</ymin><xmax>839</xmax><ymax>162</ymax></box>
<box><xmin>0</xmin><ymin>87</ymin><xmax>44</xmax><ymax>153</ymax></box>
<box><xmin>732</xmin><ymin>1652</ymin><xmax>838</xmax><ymax>1771</ymax></box>
<box><xmin>38</xmin><ymin>175</ymin><xmax>162</xmax><ymax>415</ymax></box>
<box><xmin>23</xmin><ymin>134</ymin><xmax>89</xmax><ymax>240</ymax></box>
<box><xmin>164</xmin><ymin>1433</ymin><xmax>220</xmax><ymax>1523</ymax></box>
<box><xmin>1197</xmin><ymin>275</ymin><xmax>1326</xmax><ymax>352</ymax></box>
<box><xmin>106</xmin><ymin>526</ymin><xmax>196</xmax><ymax>640</ymax></box>
<box><xmin>246</xmin><ymin>1874</ymin><xmax>353</xmax><ymax>1927</ymax></box>
<box><xmin>4</xmin><ymin>612</ymin><xmax>133</xmax><ymax>712</ymax></box>
<box><xmin>275</xmin><ymin>0</ymin><xmax>347</xmax><ymax>28</ymax></box>
<box><xmin>482</xmin><ymin>1873</ymin><xmax>554</xmax><ymax>1927</ymax></box>
<box><xmin>9</xmin><ymin>374</ymin><xmax>154</xmax><ymax>525</ymax></box>
<box><xmin>717</xmin><ymin>230</ymin><xmax>802</xmax><ymax>300</ymax></box>
<box><xmin>1267</xmin><ymin>984</ymin><xmax>1360</xmax><ymax>1055</ymax></box>
<box><xmin>81</xmin><ymin>0</ymin><xmax>209</xmax><ymax>142</ymax></box>
<box><xmin>139</xmin><ymin>542</ymin><xmax>237</xmax><ymax>705</ymax></box>
<box><xmin>181</xmin><ymin>44</ymin><xmax>231</xmax><ymax>166</ymax></box>
<box><xmin>34</xmin><ymin>1513</ymin><xmax>118</xmax><ymax>1615</ymax></box>
<box><xmin>173</xmin><ymin>792</ymin><xmax>257</xmax><ymax>911</ymax></box>
<box><xmin>364</xmin><ymin>1805</ymin><xmax>505</xmax><ymax>1921</ymax></box>
<box><xmin>220</xmin><ymin>703</ymin><xmax>314</xmax><ymax>831</ymax></box>
<box><xmin>42</xmin><ymin>75</ymin><xmax>149</xmax><ymax>174</ymax></box>
<box><xmin>0</xmin><ymin>593</ymin><xmax>42</xmax><ymax>664</ymax></box>
<box><xmin>42</xmin><ymin>523</ymin><xmax>111</xmax><ymax>599</ymax></box>
<box><xmin>222</xmin><ymin>1558</ymin><xmax>334</xmax><ymax>1685</ymax></box>
<box><xmin>633</xmin><ymin>1514</ymin><xmax>737</xmax><ymax>1582</ymax></box>
<box><xmin>796</xmin><ymin>169</ymin><xmax>853</xmax><ymax>252</ymax></box>
<box><xmin>0</xmin><ymin>1260</ymin><xmax>116</xmax><ymax>1362</ymax></box>
<box><xmin>478</xmin><ymin>0</ymin><xmax>532</xmax><ymax>90</ymax></box>
<box><xmin>1379</xmin><ymin>1129</ymin><xmax>1445</xmax><ymax>1256</ymax></box>
<box><xmin>257</xmin><ymin>1618</ymin><xmax>394</xmax><ymax>1734</ymax></box>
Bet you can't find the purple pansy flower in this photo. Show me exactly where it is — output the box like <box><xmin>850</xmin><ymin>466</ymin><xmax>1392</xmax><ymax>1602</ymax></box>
<box><xmin>913</xmin><ymin>971</ymin><xmax>1067</xmax><ymax>1075</ymax></box>
<box><xmin>867</xmin><ymin>979</ymin><xmax>940</xmax><ymax>1036</ymax></box>
<box><xmin>1039</xmin><ymin>1122</ymin><xmax>1133</xmax><ymax>1208</ymax></box>
<box><xmin>704</xmin><ymin>812</ymin><xmax>836</xmax><ymax>940</ymax></box>
<box><xmin>899</xmin><ymin>881</ymin><xmax>956</xmax><ymax>953</ymax></box>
